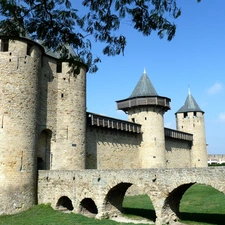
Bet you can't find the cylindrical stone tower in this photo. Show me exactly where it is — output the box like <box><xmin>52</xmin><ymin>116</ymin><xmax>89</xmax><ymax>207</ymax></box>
<box><xmin>52</xmin><ymin>48</ymin><xmax>87</xmax><ymax>170</ymax></box>
<box><xmin>116</xmin><ymin>69</ymin><xmax>170</xmax><ymax>168</ymax></box>
<box><xmin>0</xmin><ymin>37</ymin><xmax>42</xmax><ymax>214</ymax></box>
<box><xmin>175</xmin><ymin>89</ymin><xmax>208</xmax><ymax>167</ymax></box>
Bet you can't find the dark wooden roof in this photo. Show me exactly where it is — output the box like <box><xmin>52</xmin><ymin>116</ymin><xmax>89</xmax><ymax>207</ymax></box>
<box><xmin>116</xmin><ymin>96</ymin><xmax>171</xmax><ymax>112</ymax></box>
<box><xmin>87</xmin><ymin>112</ymin><xmax>142</xmax><ymax>133</ymax></box>
<box><xmin>165</xmin><ymin>127</ymin><xmax>193</xmax><ymax>142</ymax></box>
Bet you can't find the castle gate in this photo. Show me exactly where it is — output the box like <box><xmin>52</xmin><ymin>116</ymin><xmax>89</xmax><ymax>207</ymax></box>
<box><xmin>38</xmin><ymin>167</ymin><xmax>225</xmax><ymax>225</ymax></box>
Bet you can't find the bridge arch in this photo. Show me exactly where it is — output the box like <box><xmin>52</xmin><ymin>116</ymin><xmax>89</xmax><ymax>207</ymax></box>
<box><xmin>160</xmin><ymin>179</ymin><xmax>225</xmax><ymax>224</ymax></box>
<box><xmin>79</xmin><ymin>198</ymin><xmax>98</xmax><ymax>217</ymax></box>
<box><xmin>56</xmin><ymin>196</ymin><xmax>74</xmax><ymax>211</ymax></box>
<box><xmin>161</xmin><ymin>183</ymin><xmax>195</xmax><ymax>223</ymax></box>
<box><xmin>103</xmin><ymin>182</ymin><xmax>132</xmax><ymax>216</ymax></box>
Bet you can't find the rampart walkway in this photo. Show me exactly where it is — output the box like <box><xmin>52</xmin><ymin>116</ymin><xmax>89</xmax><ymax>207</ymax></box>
<box><xmin>38</xmin><ymin>167</ymin><xmax>225</xmax><ymax>225</ymax></box>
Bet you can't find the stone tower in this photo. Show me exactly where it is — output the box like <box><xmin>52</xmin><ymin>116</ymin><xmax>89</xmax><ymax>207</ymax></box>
<box><xmin>175</xmin><ymin>89</ymin><xmax>208</xmax><ymax>167</ymax></box>
<box><xmin>116</xmin><ymin>69</ymin><xmax>171</xmax><ymax>168</ymax></box>
<box><xmin>0</xmin><ymin>35</ymin><xmax>87</xmax><ymax>215</ymax></box>
<box><xmin>0</xmin><ymin>37</ymin><xmax>41</xmax><ymax>214</ymax></box>
<box><xmin>49</xmin><ymin>46</ymin><xmax>87</xmax><ymax>170</ymax></box>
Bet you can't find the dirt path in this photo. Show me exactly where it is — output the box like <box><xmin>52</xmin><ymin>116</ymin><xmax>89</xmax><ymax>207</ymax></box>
<box><xmin>111</xmin><ymin>216</ymin><xmax>187</xmax><ymax>225</ymax></box>
<box><xmin>110</xmin><ymin>215</ymin><xmax>155</xmax><ymax>224</ymax></box>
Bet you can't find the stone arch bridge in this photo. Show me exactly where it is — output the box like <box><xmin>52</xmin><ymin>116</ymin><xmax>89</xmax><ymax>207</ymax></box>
<box><xmin>38</xmin><ymin>167</ymin><xmax>225</xmax><ymax>225</ymax></box>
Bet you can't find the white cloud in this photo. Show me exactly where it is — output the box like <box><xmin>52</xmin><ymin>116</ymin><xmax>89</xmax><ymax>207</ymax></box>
<box><xmin>207</xmin><ymin>82</ymin><xmax>223</xmax><ymax>95</ymax></box>
<box><xmin>218</xmin><ymin>112</ymin><xmax>225</xmax><ymax>123</ymax></box>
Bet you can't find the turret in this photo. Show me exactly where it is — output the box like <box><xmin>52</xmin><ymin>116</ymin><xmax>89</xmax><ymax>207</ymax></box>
<box><xmin>175</xmin><ymin>89</ymin><xmax>207</xmax><ymax>167</ymax></box>
<box><xmin>46</xmin><ymin>46</ymin><xmax>87</xmax><ymax>170</ymax></box>
<box><xmin>0</xmin><ymin>36</ymin><xmax>42</xmax><ymax>214</ymax></box>
<box><xmin>116</xmin><ymin>69</ymin><xmax>171</xmax><ymax>168</ymax></box>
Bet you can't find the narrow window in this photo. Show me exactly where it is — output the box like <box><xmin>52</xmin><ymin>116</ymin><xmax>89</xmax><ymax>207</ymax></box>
<box><xmin>132</xmin><ymin>118</ymin><xmax>135</xmax><ymax>122</ymax></box>
<box><xmin>184</xmin><ymin>112</ymin><xmax>188</xmax><ymax>118</ymax></box>
<box><xmin>57</xmin><ymin>61</ymin><xmax>62</xmax><ymax>73</ymax></box>
<box><xmin>26</xmin><ymin>43</ymin><xmax>32</xmax><ymax>56</ymax></box>
<box><xmin>1</xmin><ymin>39</ymin><xmax>9</xmax><ymax>52</ymax></box>
<box><xmin>193</xmin><ymin>112</ymin><xmax>197</xmax><ymax>117</ymax></box>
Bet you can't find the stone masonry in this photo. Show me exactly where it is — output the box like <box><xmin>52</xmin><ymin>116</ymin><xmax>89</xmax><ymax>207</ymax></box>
<box><xmin>38</xmin><ymin>167</ymin><xmax>225</xmax><ymax>225</ymax></box>
<box><xmin>0</xmin><ymin>35</ymin><xmax>210</xmax><ymax>225</ymax></box>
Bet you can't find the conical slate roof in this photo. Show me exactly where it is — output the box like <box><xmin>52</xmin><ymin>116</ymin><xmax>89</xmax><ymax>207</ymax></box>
<box><xmin>176</xmin><ymin>89</ymin><xmax>204</xmax><ymax>114</ymax></box>
<box><xmin>116</xmin><ymin>68</ymin><xmax>171</xmax><ymax>112</ymax></box>
<box><xmin>129</xmin><ymin>68</ymin><xmax>158</xmax><ymax>98</ymax></box>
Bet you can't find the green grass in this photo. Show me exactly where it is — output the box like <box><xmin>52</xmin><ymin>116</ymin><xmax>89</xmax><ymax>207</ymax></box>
<box><xmin>0</xmin><ymin>184</ymin><xmax>225</xmax><ymax>225</ymax></box>
<box><xmin>179</xmin><ymin>184</ymin><xmax>225</xmax><ymax>225</ymax></box>
<box><xmin>0</xmin><ymin>204</ymin><xmax>133</xmax><ymax>225</ymax></box>
<box><xmin>122</xmin><ymin>194</ymin><xmax>156</xmax><ymax>222</ymax></box>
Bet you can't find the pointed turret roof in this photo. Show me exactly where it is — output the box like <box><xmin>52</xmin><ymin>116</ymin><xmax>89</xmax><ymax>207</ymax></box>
<box><xmin>176</xmin><ymin>88</ymin><xmax>204</xmax><ymax>114</ymax></box>
<box><xmin>116</xmin><ymin>68</ymin><xmax>171</xmax><ymax>112</ymax></box>
<box><xmin>129</xmin><ymin>68</ymin><xmax>158</xmax><ymax>98</ymax></box>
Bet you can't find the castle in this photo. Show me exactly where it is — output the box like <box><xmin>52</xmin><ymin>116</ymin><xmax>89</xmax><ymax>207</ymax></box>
<box><xmin>0</xmin><ymin>35</ymin><xmax>208</xmax><ymax>215</ymax></box>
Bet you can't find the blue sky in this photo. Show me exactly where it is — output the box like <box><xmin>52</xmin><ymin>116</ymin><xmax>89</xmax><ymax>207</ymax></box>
<box><xmin>78</xmin><ymin>1</ymin><xmax>225</xmax><ymax>154</ymax></box>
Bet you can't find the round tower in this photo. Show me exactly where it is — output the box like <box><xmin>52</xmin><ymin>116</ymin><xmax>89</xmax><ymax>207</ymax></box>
<box><xmin>0</xmin><ymin>37</ymin><xmax>42</xmax><ymax>214</ymax></box>
<box><xmin>52</xmin><ymin>46</ymin><xmax>88</xmax><ymax>170</ymax></box>
<box><xmin>116</xmin><ymin>69</ymin><xmax>171</xmax><ymax>168</ymax></box>
<box><xmin>175</xmin><ymin>89</ymin><xmax>208</xmax><ymax>167</ymax></box>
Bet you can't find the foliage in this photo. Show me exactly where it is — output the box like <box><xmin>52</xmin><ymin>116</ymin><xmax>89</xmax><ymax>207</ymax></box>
<box><xmin>208</xmin><ymin>163</ymin><xmax>225</xmax><ymax>167</ymax></box>
<box><xmin>0</xmin><ymin>0</ymin><xmax>201</xmax><ymax>73</ymax></box>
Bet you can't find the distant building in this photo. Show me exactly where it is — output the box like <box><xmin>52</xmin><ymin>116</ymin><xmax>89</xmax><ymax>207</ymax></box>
<box><xmin>208</xmin><ymin>154</ymin><xmax>225</xmax><ymax>164</ymax></box>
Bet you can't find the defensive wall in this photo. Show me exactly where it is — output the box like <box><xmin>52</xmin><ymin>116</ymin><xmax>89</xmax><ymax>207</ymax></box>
<box><xmin>86</xmin><ymin>112</ymin><xmax>194</xmax><ymax>169</ymax></box>
<box><xmin>38</xmin><ymin>167</ymin><xmax>225</xmax><ymax>225</ymax></box>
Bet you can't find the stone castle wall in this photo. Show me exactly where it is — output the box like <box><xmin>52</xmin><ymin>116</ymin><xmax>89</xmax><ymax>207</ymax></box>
<box><xmin>86</xmin><ymin>125</ymin><xmax>194</xmax><ymax>169</ymax></box>
<box><xmin>165</xmin><ymin>137</ymin><xmax>192</xmax><ymax>168</ymax></box>
<box><xmin>86</xmin><ymin>126</ymin><xmax>141</xmax><ymax>169</ymax></box>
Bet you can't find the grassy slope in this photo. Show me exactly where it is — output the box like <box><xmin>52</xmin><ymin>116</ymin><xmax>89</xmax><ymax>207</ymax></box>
<box><xmin>179</xmin><ymin>184</ymin><xmax>225</xmax><ymax>225</ymax></box>
<box><xmin>0</xmin><ymin>184</ymin><xmax>225</xmax><ymax>225</ymax></box>
<box><xmin>0</xmin><ymin>204</ymin><xmax>145</xmax><ymax>225</ymax></box>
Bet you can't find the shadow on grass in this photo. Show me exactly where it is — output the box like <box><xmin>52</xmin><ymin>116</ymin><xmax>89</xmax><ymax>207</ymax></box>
<box><xmin>180</xmin><ymin>212</ymin><xmax>225</xmax><ymax>225</ymax></box>
<box><xmin>123</xmin><ymin>208</ymin><xmax>225</xmax><ymax>225</ymax></box>
<box><xmin>122</xmin><ymin>207</ymin><xmax>156</xmax><ymax>222</ymax></box>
